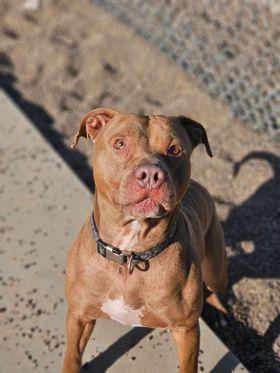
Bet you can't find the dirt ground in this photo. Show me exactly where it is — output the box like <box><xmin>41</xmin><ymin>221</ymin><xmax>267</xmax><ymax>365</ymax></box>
<box><xmin>0</xmin><ymin>1</ymin><xmax>279</xmax><ymax>371</ymax></box>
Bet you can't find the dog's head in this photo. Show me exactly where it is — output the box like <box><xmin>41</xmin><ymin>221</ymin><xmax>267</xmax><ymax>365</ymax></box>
<box><xmin>72</xmin><ymin>108</ymin><xmax>212</xmax><ymax>218</ymax></box>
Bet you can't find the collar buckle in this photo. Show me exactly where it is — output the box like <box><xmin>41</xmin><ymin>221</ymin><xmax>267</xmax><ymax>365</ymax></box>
<box><xmin>104</xmin><ymin>244</ymin><xmax>127</xmax><ymax>264</ymax></box>
<box><xmin>92</xmin><ymin>207</ymin><xmax>179</xmax><ymax>273</ymax></box>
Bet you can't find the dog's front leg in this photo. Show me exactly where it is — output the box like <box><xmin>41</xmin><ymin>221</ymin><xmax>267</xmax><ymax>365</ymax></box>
<box><xmin>171</xmin><ymin>322</ymin><xmax>200</xmax><ymax>373</ymax></box>
<box><xmin>63</xmin><ymin>310</ymin><xmax>96</xmax><ymax>373</ymax></box>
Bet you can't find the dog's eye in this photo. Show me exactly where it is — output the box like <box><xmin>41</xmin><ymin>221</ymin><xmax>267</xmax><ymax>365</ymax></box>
<box><xmin>167</xmin><ymin>145</ymin><xmax>182</xmax><ymax>156</ymax></box>
<box><xmin>113</xmin><ymin>138</ymin><xmax>126</xmax><ymax>150</ymax></box>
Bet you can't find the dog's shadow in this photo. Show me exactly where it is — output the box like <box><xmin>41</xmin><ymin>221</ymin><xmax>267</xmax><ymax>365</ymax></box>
<box><xmin>224</xmin><ymin>151</ymin><xmax>280</xmax><ymax>284</ymax></box>
<box><xmin>80</xmin><ymin>324</ymin><xmax>244</xmax><ymax>373</ymax></box>
<box><xmin>204</xmin><ymin>150</ymin><xmax>280</xmax><ymax>372</ymax></box>
<box><xmin>80</xmin><ymin>327</ymin><xmax>152</xmax><ymax>372</ymax></box>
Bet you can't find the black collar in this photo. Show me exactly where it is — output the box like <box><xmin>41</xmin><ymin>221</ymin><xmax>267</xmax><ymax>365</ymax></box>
<box><xmin>91</xmin><ymin>210</ymin><xmax>178</xmax><ymax>274</ymax></box>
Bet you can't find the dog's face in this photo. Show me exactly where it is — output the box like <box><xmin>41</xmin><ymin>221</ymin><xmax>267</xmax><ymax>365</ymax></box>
<box><xmin>72</xmin><ymin>109</ymin><xmax>212</xmax><ymax>218</ymax></box>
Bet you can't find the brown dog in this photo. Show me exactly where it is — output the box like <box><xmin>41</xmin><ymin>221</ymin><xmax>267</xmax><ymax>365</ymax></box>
<box><xmin>63</xmin><ymin>109</ymin><xmax>227</xmax><ymax>373</ymax></box>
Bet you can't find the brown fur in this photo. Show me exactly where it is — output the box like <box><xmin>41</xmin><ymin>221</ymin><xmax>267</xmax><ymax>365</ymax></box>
<box><xmin>63</xmin><ymin>109</ymin><xmax>227</xmax><ymax>373</ymax></box>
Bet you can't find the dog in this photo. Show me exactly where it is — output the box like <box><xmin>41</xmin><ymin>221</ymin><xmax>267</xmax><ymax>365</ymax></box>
<box><xmin>63</xmin><ymin>108</ymin><xmax>227</xmax><ymax>373</ymax></box>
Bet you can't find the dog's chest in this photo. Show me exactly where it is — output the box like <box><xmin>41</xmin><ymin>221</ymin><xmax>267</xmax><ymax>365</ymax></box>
<box><xmin>94</xmin><ymin>222</ymin><xmax>187</xmax><ymax>327</ymax></box>
<box><xmin>98</xmin><ymin>261</ymin><xmax>185</xmax><ymax>328</ymax></box>
<box><xmin>101</xmin><ymin>296</ymin><xmax>145</xmax><ymax>327</ymax></box>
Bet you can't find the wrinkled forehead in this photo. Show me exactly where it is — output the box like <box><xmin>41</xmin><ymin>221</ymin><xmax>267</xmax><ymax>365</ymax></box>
<box><xmin>99</xmin><ymin>113</ymin><xmax>188</xmax><ymax>143</ymax></box>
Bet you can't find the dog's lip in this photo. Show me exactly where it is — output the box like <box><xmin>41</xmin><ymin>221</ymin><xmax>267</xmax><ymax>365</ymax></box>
<box><xmin>112</xmin><ymin>183</ymin><xmax>175</xmax><ymax>213</ymax></box>
<box><xmin>114</xmin><ymin>195</ymin><xmax>152</xmax><ymax>208</ymax></box>
<box><xmin>129</xmin><ymin>197</ymin><xmax>161</xmax><ymax>217</ymax></box>
<box><xmin>132</xmin><ymin>196</ymin><xmax>158</xmax><ymax>207</ymax></box>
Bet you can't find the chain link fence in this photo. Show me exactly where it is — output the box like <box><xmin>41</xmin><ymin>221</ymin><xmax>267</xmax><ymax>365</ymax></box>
<box><xmin>93</xmin><ymin>0</ymin><xmax>280</xmax><ymax>139</ymax></box>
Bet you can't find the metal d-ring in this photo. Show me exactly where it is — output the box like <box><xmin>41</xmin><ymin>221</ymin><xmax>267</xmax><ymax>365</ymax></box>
<box><xmin>127</xmin><ymin>253</ymin><xmax>135</xmax><ymax>274</ymax></box>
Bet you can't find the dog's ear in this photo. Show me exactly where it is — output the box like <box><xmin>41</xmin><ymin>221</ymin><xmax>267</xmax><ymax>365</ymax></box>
<box><xmin>176</xmin><ymin>116</ymin><xmax>213</xmax><ymax>157</ymax></box>
<box><xmin>71</xmin><ymin>108</ymin><xmax>118</xmax><ymax>148</ymax></box>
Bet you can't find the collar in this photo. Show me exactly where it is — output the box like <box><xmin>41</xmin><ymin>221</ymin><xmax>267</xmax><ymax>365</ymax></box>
<box><xmin>91</xmin><ymin>209</ymin><xmax>178</xmax><ymax>274</ymax></box>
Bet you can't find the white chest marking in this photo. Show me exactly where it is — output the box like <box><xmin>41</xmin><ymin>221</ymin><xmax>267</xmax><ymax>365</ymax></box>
<box><xmin>117</xmin><ymin>220</ymin><xmax>141</xmax><ymax>250</ymax></box>
<box><xmin>101</xmin><ymin>296</ymin><xmax>144</xmax><ymax>327</ymax></box>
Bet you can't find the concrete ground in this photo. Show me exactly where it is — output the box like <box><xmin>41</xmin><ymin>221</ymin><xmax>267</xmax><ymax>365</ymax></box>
<box><xmin>0</xmin><ymin>89</ymin><xmax>246</xmax><ymax>372</ymax></box>
<box><xmin>0</xmin><ymin>1</ymin><xmax>279</xmax><ymax>371</ymax></box>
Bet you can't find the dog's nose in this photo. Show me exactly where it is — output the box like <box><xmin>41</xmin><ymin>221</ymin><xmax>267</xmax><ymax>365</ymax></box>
<box><xmin>135</xmin><ymin>164</ymin><xmax>166</xmax><ymax>189</ymax></box>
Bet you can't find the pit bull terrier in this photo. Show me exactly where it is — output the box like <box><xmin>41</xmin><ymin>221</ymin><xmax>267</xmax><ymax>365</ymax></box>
<box><xmin>63</xmin><ymin>108</ymin><xmax>227</xmax><ymax>373</ymax></box>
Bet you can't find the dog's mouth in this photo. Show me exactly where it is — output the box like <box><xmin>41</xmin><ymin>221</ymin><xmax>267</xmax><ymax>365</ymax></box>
<box><xmin>111</xmin><ymin>173</ymin><xmax>176</xmax><ymax>218</ymax></box>
<box><xmin>130</xmin><ymin>197</ymin><xmax>162</xmax><ymax>217</ymax></box>
<box><xmin>114</xmin><ymin>191</ymin><xmax>174</xmax><ymax>218</ymax></box>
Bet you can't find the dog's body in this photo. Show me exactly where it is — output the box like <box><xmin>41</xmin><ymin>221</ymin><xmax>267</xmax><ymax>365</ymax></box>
<box><xmin>63</xmin><ymin>110</ymin><xmax>227</xmax><ymax>373</ymax></box>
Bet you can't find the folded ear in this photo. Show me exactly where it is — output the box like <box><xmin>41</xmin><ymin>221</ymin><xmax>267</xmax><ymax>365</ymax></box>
<box><xmin>71</xmin><ymin>108</ymin><xmax>118</xmax><ymax>148</ymax></box>
<box><xmin>176</xmin><ymin>116</ymin><xmax>213</xmax><ymax>157</ymax></box>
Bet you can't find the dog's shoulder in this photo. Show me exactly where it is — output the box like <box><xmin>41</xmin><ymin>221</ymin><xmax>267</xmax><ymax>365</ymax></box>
<box><xmin>184</xmin><ymin>179</ymin><xmax>213</xmax><ymax>206</ymax></box>
<box><xmin>181</xmin><ymin>179</ymin><xmax>214</xmax><ymax>232</ymax></box>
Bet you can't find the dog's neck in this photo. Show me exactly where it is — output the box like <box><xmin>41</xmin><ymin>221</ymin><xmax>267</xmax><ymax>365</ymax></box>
<box><xmin>93</xmin><ymin>192</ymin><xmax>174</xmax><ymax>253</ymax></box>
